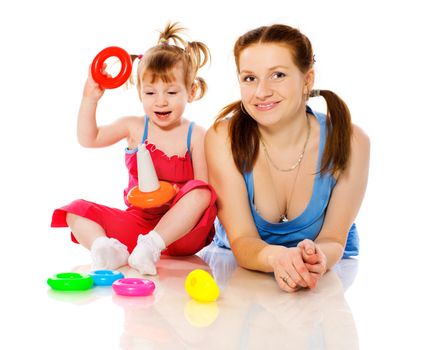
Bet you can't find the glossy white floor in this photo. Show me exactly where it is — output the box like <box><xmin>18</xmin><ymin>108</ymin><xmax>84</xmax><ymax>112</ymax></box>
<box><xmin>8</xmin><ymin>234</ymin><xmax>361</xmax><ymax>350</ymax></box>
<box><xmin>3</xmin><ymin>218</ymin><xmax>435</xmax><ymax>350</ymax></box>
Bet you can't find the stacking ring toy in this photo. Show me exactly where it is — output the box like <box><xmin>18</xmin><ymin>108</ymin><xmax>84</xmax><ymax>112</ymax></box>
<box><xmin>91</xmin><ymin>46</ymin><xmax>132</xmax><ymax>89</ymax></box>
<box><xmin>89</xmin><ymin>270</ymin><xmax>125</xmax><ymax>286</ymax></box>
<box><xmin>185</xmin><ymin>269</ymin><xmax>220</xmax><ymax>302</ymax></box>
<box><xmin>127</xmin><ymin>143</ymin><xmax>176</xmax><ymax>209</ymax></box>
<box><xmin>112</xmin><ymin>278</ymin><xmax>155</xmax><ymax>296</ymax></box>
<box><xmin>47</xmin><ymin>272</ymin><xmax>93</xmax><ymax>291</ymax></box>
<box><xmin>127</xmin><ymin>181</ymin><xmax>176</xmax><ymax>209</ymax></box>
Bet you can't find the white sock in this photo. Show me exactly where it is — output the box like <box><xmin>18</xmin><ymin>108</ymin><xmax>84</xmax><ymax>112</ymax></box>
<box><xmin>91</xmin><ymin>236</ymin><xmax>129</xmax><ymax>270</ymax></box>
<box><xmin>128</xmin><ymin>230</ymin><xmax>166</xmax><ymax>275</ymax></box>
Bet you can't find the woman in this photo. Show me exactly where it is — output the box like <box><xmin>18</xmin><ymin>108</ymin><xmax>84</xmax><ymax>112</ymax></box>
<box><xmin>205</xmin><ymin>24</ymin><xmax>369</xmax><ymax>293</ymax></box>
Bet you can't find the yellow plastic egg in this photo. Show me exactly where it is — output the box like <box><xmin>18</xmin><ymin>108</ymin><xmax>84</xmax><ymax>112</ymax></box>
<box><xmin>185</xmin><ymin>269</ymin><xmax>220</xmax><ymax>302</ymax></box>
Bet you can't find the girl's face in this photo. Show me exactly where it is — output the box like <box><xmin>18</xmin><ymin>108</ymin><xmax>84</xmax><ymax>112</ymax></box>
<box><xmin>238</xmin><ymin>43</ymin><xmax>313</xmax><ymax>126</ymax></box>
<box><xmin>141</xmin><ymin>63</ymin><xmax>194</xmax><ymax>129</ymax></box>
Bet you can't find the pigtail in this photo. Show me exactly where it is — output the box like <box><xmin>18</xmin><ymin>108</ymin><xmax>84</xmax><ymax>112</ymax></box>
<box><xmin>186</xmin><ymin>41</ymin><xmax>211</xmax><ymax>69</ymax></box>
<box><xmin>312</xmin><ymin>89</ymin><xmax>352</xmax><ymax>175</ymax></box>
<box><xmin>215</xmin><ymin>101</ymin><xmax>259</xmax><ymax>174</ymax></box>
<box><xmin>158</xmin><ymin>22</ymin><xmax>188</xmax><ymax>47</ymax></box>
<box><xmin>128</xmin><ymin>54</ymin><xmax>142</xmax><ymax>88</ymax></box>
<box><xmin>185</xmin><ymin>41</ymin><xmax>210</xmax><ymax>100</ymax></box>
<box><xmin>193</xmin><ymin>76</ymin><xmax>207</xmax><ymax>100</ymax></box>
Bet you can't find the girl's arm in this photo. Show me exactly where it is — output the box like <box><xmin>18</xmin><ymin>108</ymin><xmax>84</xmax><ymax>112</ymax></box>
<box><xmin>313</xmin><ymin>125</ymin><xmax>370</xmax><ymax>269</ymax></box>
<box><xmin>77</xmin><ymin>68</ymin><xmax>136</xmax><ymax>148</ymax></box>
<box><xmin>190</xmin><ymin>125</ymin><xmax>209</xmax><ymax>182</ymax></box>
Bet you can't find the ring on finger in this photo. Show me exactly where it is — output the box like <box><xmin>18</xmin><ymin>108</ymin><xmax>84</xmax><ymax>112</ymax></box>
<box><xmin>281</xmin><ymin>275</ymin><xmax>298</xmax><ymax>289</ymax></box>
<box><xmin>281</xmin><ymin>275</ymin><xmax>297</xmax><ymax>288</ymax></box>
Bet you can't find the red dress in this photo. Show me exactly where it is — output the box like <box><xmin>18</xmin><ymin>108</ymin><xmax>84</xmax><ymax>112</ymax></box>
<box><xmin>51</xmin><ymin>117</ymin><xmax>217</xmax><ymax>255</ymax></box>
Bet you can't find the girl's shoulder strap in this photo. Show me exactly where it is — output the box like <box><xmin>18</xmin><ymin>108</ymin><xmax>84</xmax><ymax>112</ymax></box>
<box><xmin>141</xmin><ymin>115</ymin><xmax>149</xmax><ymax>144</ymax></box>
<box><xmin>186</xmin><ymin>121</ymin><xmax>195</xmax><ymax>159</ymax></box>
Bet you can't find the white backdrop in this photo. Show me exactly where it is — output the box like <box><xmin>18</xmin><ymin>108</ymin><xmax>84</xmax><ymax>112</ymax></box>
<box><xmin>1</xmin><ymin>0</ymin><xmax>435</xmax><ymax>348</ymax></box>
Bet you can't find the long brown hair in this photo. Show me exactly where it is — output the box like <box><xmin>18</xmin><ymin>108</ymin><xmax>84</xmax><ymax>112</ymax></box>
<box><xmin>214</xmin><ymin>24</ymin><xmax>352</xmax><ymax>175</ymax></box>
<box><xmin>131</xmin><ymin>22</ymin><xmax>210</xmax><ymax>101</ymax></box>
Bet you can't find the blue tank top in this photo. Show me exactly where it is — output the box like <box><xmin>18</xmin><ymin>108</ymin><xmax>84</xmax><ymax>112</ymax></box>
<box><xmin>213</xmin><ymin>107</ymin><xmax>359</xmax><ymax>258</ymax></box>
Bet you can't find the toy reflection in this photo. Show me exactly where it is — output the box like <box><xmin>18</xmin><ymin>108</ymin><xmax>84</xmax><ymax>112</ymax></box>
<box><xmin>115</xmin><ymin>244</ymin><xmax>358</xmax><ymax>350</ymax></box>
<box><xmin>46</xmin><ymin>245</ymin><xmax>358</xmax><ymax>349</ymax></box>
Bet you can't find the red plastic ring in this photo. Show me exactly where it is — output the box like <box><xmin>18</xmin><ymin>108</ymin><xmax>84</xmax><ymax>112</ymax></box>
<box><xmin>91</xmin><ymin>46</ymin><xmax>132</xmax><ymax>89</ymax></box>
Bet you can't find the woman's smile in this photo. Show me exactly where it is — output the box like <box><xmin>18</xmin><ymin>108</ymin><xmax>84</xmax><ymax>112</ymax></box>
<box><xmin>254</xmin><ymin>101</ymin><xmax>280</xmax><ymax>111</ymax></box>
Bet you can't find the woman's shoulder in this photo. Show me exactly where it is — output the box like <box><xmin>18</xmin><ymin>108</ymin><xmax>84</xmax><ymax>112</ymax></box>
<box><xmin>344</xmin><ymin>123</ymin><xmax>370</xmax><ymax>177</ymax></box>
<box><xmin>205</xmin><ymin>118</ymin><xmax>229</xmax><ymax>140</ymax></box>
<box><xmin>205</xmin><ymin>120</ymin><xmax>231</xmax><ymax>156</ymax></box>
<box><xmin>351</xmin><ymin>123</ymin><xmax>370</xmax><ymax>148</ymax></box>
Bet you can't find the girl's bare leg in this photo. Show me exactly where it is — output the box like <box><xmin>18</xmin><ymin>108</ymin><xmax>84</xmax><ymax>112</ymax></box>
<box><xmin>66</xmin><ymin>213</ymin><xmax>129</xmax><ymax>269</ymax></box>
<box><xmin>128</xmin><ymin>188</ymin><xmax>211</xmax><ymax>275</ymax></box>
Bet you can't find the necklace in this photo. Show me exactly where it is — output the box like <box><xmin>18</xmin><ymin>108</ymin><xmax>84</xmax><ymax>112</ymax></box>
<box><xmin>261</xmin><ymin>115</ymin><xmax>311</xmax><ymax>222</ymax></box>
<box><xmin>264</xmin><ymin>156</ymin><xmax>302</xmax><ymax>223</ymax></box>
<box><xmin>260</xmin><ymin>115</ymin><xmax>311</xmax><ymax>172</ymax></box>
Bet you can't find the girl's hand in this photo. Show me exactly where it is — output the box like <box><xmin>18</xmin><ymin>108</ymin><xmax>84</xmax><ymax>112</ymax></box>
<box><xmin>268</xmin><ymin>246</ymin><xmax>318</xmax><ymax>293</ymax></box>
<box><xmin>82</xmin><ymin>64</ymin><xmax>110</xmax><ymax>101</ymax></box>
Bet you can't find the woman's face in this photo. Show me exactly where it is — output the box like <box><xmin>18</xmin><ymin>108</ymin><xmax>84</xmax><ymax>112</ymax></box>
<box><xmin>238</xmin><ymin>43</ymin><xmax>312</xmax><ymax>126</ymax></box>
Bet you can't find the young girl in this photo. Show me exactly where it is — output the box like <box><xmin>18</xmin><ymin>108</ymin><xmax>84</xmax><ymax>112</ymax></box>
<box><xmin>52</xmin><ymin>23</ymin><xmax>217</xmax><ymax>275</ymax></box>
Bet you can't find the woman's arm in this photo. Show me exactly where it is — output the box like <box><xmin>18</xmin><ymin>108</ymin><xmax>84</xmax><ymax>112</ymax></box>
<box><xmin>314</xmin><ymin>125</ymin><xmax>370</xmax><ymax>269</ymax></box>
<box><xmin>205</xmin><ymin>121</ymin><xmax>267</xmax><ymax>266</ymax></box>
<box><xmin>205</xmin><ymin>122</ymin><xmax>292</xmax><ymax>270</ymax></box>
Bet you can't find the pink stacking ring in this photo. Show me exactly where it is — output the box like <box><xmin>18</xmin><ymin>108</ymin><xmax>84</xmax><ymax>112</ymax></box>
<box><xmin>112</xmin><ymin>278</ymin><xmax>155</xmax><ymax>296</ymax></box>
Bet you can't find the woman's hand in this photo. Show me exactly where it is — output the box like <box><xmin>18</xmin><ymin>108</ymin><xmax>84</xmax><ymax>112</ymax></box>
<box><xmin>298</xmin><ymin>239</ymin><xmax>327</xmax><ymax>287</ymax></box>
<box><xmin>268</xmin><ymin>245</ymin><xmax>317</xmax><ymax>293</ymax></box>
<box><xmin>268</xmin><ymin>240</ymin><xmax>327</xmax><ymax>293</ymax></box>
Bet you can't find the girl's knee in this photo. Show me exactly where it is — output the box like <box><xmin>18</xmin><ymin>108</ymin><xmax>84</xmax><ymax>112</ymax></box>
<box><xmin>66</xmin><ymin>212</ymin><xmax>93</xmax><ymax>229</ymax></box>
<box><xmin>66</xmin><ymin>212</ymin><xmax>79</xmax><ymax>226</ymax></box>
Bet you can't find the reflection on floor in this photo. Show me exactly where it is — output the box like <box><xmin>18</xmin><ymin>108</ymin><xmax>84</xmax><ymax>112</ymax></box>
<box><xmin>41</xmin><ymin>243</ymin><xmax>359</xmax><ymax>349</ymax></box>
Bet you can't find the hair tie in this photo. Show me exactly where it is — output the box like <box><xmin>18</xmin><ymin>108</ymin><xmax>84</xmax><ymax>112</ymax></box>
<box><xmin>160</xmin><ymin>38</ymin><xmax>169</xmax><ymax>45</ymax></box>
<box><xmin>137</xmin><ymin>54</ymin><xmax>143</xmax><ymax>60</ymax></box>
<box><xmin>310</xmin><ymin>89</ymin><xmax>321</xmax><ymax>97</ymax></box>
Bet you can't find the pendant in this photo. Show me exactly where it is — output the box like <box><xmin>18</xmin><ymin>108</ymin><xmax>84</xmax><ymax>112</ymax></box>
<box><xmin>279</xmin><ymin>214</ymin><xmax>288</xmax><ymax>223</ymax></box>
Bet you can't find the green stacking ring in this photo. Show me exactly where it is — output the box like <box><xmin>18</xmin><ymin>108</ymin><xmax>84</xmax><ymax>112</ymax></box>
<box><xmin>47</xmin><ymin>272</ymin><xmax>93</xmax><ymax>291</ymax></box>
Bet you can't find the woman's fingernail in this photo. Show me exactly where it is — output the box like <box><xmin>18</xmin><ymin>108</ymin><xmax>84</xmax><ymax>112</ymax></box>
<box><xmin>307</xmin><ymin>249</ymin><xmax>313</xmax><ymax>254</ymax></box>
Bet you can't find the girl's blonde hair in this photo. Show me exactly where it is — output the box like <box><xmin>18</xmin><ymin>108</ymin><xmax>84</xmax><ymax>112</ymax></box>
<box><xmin>131</xmin><ymin>22</ymin><xmax>210</xmax><ymax>101</ymax></box>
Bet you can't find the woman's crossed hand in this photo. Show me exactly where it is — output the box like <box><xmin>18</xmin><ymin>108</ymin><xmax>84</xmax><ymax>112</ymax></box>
<box><xmin>268</xmin><ymin>239</ymin><xmax>327</xmax><ymax>293</ymax></box>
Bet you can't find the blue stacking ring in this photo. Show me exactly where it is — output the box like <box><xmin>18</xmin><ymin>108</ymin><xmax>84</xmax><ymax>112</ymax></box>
<box><xmin>89</xmin><ymin>270</ymin><xmax>125</xmax><ymax>286</ymax></box>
